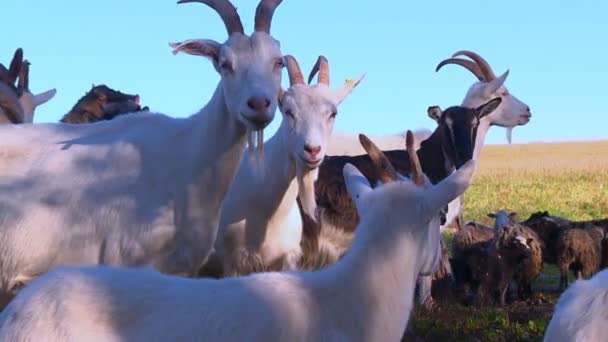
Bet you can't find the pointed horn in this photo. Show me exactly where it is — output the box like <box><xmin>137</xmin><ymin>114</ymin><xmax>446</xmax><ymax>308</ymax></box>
<box><xmin>0</xmin><ymin>64</ymin><xmax>16</xmax><ymax>91</ymax></box>
<box><xmin>8</xmin><ymin>48</ymin><xmax>23</xmax><ymax>84</ymax></box>
<box><xmin>284</xmin><ymin>55</ymin><xmax>305</xmax><ymax>86</ymax></box>
<box><xmin>406</xmin><ymin>130</ymin><xmax>424</xmax><ymax>186</ymax></box>
<box><xmin>254</xmin><ymin>0</ymin><xmax>283</xmax><ymax>33</ymax></box>
<box><xmin>452</xmin><ymin>50</ymin><xmax>496</xmax><ymax>81</ymax></box>
<box><xmin>435</xmin><ymin>58</ymin><xmax>485</xmax><ymax>81</ymax></box>
<box><xmin>17</xmin><ymin>60</ymin><xmax>30</xmax><ymax>96</ymax></box>
<box><xmin>177</xmin><ymin>0</ymin><xmax>244</xmax><ymax>35</ymax></box>
<box><xmin>307</xmin><ymin>55</ymin><xmax>329</xmax><ymax>85</ymax></box>
<box><xmin>359</xmin><ymin>134</ymin><xmax>399</xmax><ymax>183</ymax></box>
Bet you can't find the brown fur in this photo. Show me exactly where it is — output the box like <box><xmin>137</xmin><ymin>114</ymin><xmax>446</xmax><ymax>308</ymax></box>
<box><xmin>60</xmin><ymin>85</ymin><xmax>147</xmax><ymax>124</ymax></box>
<box><xmin>556</xmin><ymin>225</ymin><xmax>604</xmax><ymax>291</ymax></box>
<box><xmin>501</xmin><ymin>223</ymin><xmax>543</xmax><ymax>298</ymax></box>
<box><xmin>521</xmin><ymin>211</ymin><xmax>570</xmax><ymax>264</ymax></box>
<box><xmin>451</xmin><ymin>221</ymin><xmax>496</xmax><ymax>258</ymax></box>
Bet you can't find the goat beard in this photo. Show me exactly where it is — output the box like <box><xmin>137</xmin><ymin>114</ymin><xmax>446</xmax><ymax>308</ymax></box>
<box><xmin>247</xmin><ymin>129</ymin><xmax>265</xmax><ymax>179</ymax></box>
<box><xmin>296</xmin><ymin>164</ymin><xmax>318</xmax><ymax>223</ymax></box>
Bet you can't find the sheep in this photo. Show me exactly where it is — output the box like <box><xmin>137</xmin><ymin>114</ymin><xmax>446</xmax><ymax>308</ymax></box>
<box><xmin>59</xmin><ymin>84</ymin><xmax>149</xmax><ymax>124</ymax></box>
<box><xmin>211</xmin><ymin>55</ymin><xmax>364</xmax><ymax>276</ymax></box>
<box><xmin>0</xmin><ymin>132</ymin><xmax>477</xmax><ymax>342</ymax></box>
<box><xmin>520</xmin><ymin>211</ymin><xmax>571</xmax><ymax>264</ymax></box>
<box><xmin>500</xmin><ymin>222</ymin><xmax>543</xmax><ymax>299</ymax></box>
<box><xmin>556</xmin><ymin>224</ymin><xmax>604</xmax><ymax>291</ymax></box>
<box><xmin>0</xmin><ymin>48</ymin><xmax>56</xmax><ymax>123</ymax></box>
<box><xmin>436</xmin><ymin>51</ymin><xmax>532</xmax><ymax>228</ymax></box>
<box><xmin>306</xmin><ymin>98</ymin><xmax>501</xmax><ymax>309</ymax></box>
<box><xmin>454</xmin><ymin>226</ymin><xmax>533</xmax><ymax>306</ymax></box>
<box><xmin>0</xmin><ymin>0</ymin><xmax>284</xmax><ymax>304</ymax></box>
<box><xmin>543</xmin><ymin>269</ymin><xmax>608</xmax><ymax>342</ymax></box>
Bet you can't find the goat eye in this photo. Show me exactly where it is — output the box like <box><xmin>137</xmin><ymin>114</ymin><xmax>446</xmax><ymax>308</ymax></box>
<box><xmin>220</xmin><ymin>61</ymin><xmax>233</xmax><ymax>72</ymax></box>
<box><xmin>329</xmin><ymin>111</ymin><xmax>337</xmax><ymax>119</ymax></box>
<box><xmin>285</xmin><ymin>109</ymin><xmax>295</xmax><ymax>118</ymax></box>
<box><xmin>274</xmin><ymin>58</ymin><xmax>284</xmax><ymax>70</ymax></box>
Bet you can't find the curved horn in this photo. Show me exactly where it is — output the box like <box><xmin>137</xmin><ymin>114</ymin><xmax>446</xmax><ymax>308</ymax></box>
<box><xmin>406</xmin><ymin>130</ymin><xmax>424</xmax><ymax>186</ymax></box>
<box><xmin>8</xmin><ymin>48</ymin><xmax>23</xmax><ymax>84</ymax></box>
<box><xmin>452</xmin><ymin>50</ymin><xmax>496</xmax><ymax>80</ymax></box>
<box><xmin>177</xmin><ymin>0</ymin><xmax>244</xmax><ymax>36</ymax></box>
<box><xmin>359</xmin><ymin>134</ymin><xmax>399</xmax><ymax>184</ymax></box>
<box><xmin>254</xmin><ymin>0</ymin><xmax>283</xmax><ymax>33</ymax></box>
<box><xmin>17</xmin><ymin>60</ymin><xmax>30</xmax><ymax>96</ymax></box>
<box><xmin>435</xmin><ymin>58</ymin><xmax>485</xmax><ymax>81</ymax></box>
<box><xmin>307</xmin><ymin>55</ymin><xmax>329</xmax><ymax>85</ymax></box>
<box><xmin>0</xmin><ymin>82</ymin><xmax>24</xmax><ymax>124</ymax></box>
<box><xmin>284</xmin><ymin>55</ymin><xmax>305</xmax><ymax>86</ymax></box>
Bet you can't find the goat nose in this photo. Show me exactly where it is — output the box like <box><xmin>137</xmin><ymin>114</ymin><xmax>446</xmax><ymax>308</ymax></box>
<box><xmin>247</xmin><ymin>96</ymin><xmax>271</xmax><ymax>112</ymax></box>
<box><xmin>304</xmin><ymin>144</ymin><xmax>321</xmax><ymax>157</ymax></box>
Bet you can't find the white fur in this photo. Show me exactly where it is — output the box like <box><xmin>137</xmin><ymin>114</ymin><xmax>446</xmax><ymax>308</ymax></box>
<box><xmin>18</xmin><ymin>88</ymin><xmax>57</xmax><ymax>123</ymax></box>
<box><xmin>0</xmin><ymin>157</ymin><xmax>476</xmax><ymax>342</ymax></box>
<box><xmin>543</xmin><ymin>269</ymin><xmax>608</xmax><ymax>342</ymax></box>
<box><xmin>217</xmin><ymin>74</ymin><xmax>365</xmax><ymax>276</ymax></box>
<box><xmin>0</xmin><ymin>26</ymin><xmax>283</xmax><ymax>296</ymax></box>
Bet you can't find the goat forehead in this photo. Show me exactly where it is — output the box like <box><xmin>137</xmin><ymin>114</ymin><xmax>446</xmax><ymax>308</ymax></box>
<box><xmin>284</xmin><ymin>88</ymin><xmax>334</xmax><ymax>115</ymax></box>
<box><xmin>225</xmin><ymin>33</ymin><xmax>280</xmax><ymax>60</ymax></box>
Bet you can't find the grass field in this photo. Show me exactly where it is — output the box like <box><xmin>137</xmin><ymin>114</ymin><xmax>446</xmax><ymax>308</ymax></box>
<box><xmin>404</xmin><ymin>140</ymin><xmax>608</xmax><ymax>342</ymax></box>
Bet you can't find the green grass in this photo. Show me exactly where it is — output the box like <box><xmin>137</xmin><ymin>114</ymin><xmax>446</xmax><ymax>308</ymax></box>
<box><xmin>405</xmin><ymin>140</ymin><xmax>608</xmax><ymax>341</ymax></box>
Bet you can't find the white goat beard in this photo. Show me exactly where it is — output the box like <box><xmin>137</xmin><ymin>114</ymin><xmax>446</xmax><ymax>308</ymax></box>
<box><xmin>506</xmin><ymin>127</ymin><xmax>513</xmax><ymax>144</ymax></box>
<box><xmin>247</xmin><ymin>129</ymin><xmax>266</xmax><ymax>179</ymax></box>
<box><xmin>296</xmin><ymin>166</ymin><xmax>318</xmax><ymax>223</ymax></box>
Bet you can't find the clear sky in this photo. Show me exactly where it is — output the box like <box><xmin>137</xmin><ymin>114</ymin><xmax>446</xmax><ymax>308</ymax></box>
<box><xmin>2</xmin><ymin>0</ymin><xmax>607</xmax><ymax>144</ymax></box>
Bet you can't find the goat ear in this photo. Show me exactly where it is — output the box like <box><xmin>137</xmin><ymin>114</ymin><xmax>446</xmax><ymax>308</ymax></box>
<box><xmin>169</xmin><ymin>39</ymin><xmax>221</xmax><ymax>64</ymax></box>
<box><xmin>476</xmin><ymin>97</ymin><xmax>502</xmax><ymax>119</ymax></box>
<box><xmin>343</xmin><ymin>163</ymin><xmax>372</xmax><ymax>215</ymax></box>
<box><xmin>487</xmin><ymin>213</ymin><xmax>496</xmax><ymax>219</ymax></box>
<box><xmin>34</xmin><ymin>89</ymin><xmax>57</xmax><ymax>106</ymax></box>
<box><xmin>425</xmin><ymin>159</ymin><xmax>476</xmax><ymax>214</ymax></box>
<box><xmin>332</xmin><ymin>74</ymin><xmax>365</xmax><ymax>105</ymax></box>
<box><xmin>427</xmin><ymin>106</ymin><xmax>442</xmax><ymax>123</ymax></box>
<box><xmin>483</xmin><ymin>70</ymin><xmax>509</xmax><ymax>97</ymax></box>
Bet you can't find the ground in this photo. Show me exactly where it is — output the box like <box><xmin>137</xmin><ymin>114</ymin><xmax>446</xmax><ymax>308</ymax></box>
<box><xmin>404</xmin><ymin>140</ymin><xmax>608</xmax><ymax>341</ymax></box>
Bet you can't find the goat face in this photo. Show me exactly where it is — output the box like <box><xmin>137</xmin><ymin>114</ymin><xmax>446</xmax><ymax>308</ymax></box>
<box><xmin>428</xmin><ymin>97</ymin><xmax>502</xmax><ymax>168</ymax></box>
<box><xmin>89</xmin><ymin>85</ymin><xmax>144</xmax><ymax>120</ymax></box>
<box><xmin>278</xmin><ymin>76</ymin><xmax>364</xmax><ymax>170</ymax></box>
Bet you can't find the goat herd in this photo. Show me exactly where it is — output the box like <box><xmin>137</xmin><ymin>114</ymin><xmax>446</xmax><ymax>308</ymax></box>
<box><xmin>0</xmin><ymin>0</ymin><xmax>605</xmax><ymax>341</ymax></box>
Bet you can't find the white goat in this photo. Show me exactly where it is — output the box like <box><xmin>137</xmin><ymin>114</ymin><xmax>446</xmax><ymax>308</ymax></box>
<box><xmin>0</xmin><ymin>131</ymin><xmax>476</xmax><ymax>342</ymax></box>
<box><xmin>543</xmin><ymin>269</ymin><xmax>608</xmax><ymax>342</ymax></box>
<box><xmin>0</xmin><ymin>48</ymin><xmax>56</xmax><ymax>124</ymax></box>
<box><xmin>215</xmin><ymin>55</ymin><xmax>364</xmax><ymax>276</ymax></box>
<box><xmin>0</xmin><ymin>0</ymin><xmax>284</xmax><ymax>300</ymax></box>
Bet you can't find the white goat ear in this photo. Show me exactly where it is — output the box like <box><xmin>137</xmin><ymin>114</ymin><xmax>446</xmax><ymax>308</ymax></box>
<box><xmin>484</xmin><ymin>70</ymin><xmax>509</xmax><ymax>97</ymax></box>
<box><xmin>333</xmin><ymin>73</ymin><xmax>365</xmax><ymax>105</ymax></box>
<box><xmin>34</xmin><ymin>89</ymin><xmax>57</xmax><ymax>106</ymax></box>
<box><xmin>343</xmin><ymin>163</ymin><xmax>372</xmax><ymax>215</ymax></box>
<box><xmin>169</xmin><ymin>39</ymin><xmax>221</xmax><ymax>63</ymax></box>
<box><xmin>426</xmin><ymin>159</ymin><xmax>477</xmax><ymax>214</ymax></box>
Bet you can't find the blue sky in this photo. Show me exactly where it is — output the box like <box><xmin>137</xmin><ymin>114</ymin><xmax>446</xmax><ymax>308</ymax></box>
<box><xmin>2</xmin><ymin>0</ymin><xmax>607</xmax><ymax>144</ymax></box>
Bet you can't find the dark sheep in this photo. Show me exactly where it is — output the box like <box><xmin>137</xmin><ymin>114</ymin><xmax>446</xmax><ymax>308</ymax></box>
<box><xmin>60</xmin><ymin>85</ymin><xmax>148</xmax><ymax>124</ymax></box>
<box><xmin>557</xmin><ymin>225</ymin><xmax>604</xmax><ymax>291</ymax></box>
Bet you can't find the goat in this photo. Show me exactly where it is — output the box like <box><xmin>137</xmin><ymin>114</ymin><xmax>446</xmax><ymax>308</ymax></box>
<box><xmin>543</xmin><ymin>269</ymin><xmax>608</xmax><ymax>342</ymax></box>
<box><xmin>0</xmin><ymin>48</ymin><xmax>56</xmax><ymax>124</ymax></box>
<box><xmin>306</xmin><ymin>98</ymin><xmax>500</xmax><ymax>309</ymax></box>
<box><xmin>0</xmin><ymin>0</ymin><xmax>284</xmax><ymax>304</ymax></box>
<box><xmin>60</xmin><ymin>84</ymin><xmax>148</xmax><ymax>124</ymax></box>
<box><xmin>212</xmin><ymin>55</ymin><xmax>364</xmax><ymax>276</ymax></box>
<box><xmin>436</xmin><ymin>51</ymin><xmax>532</xmax><ymax>228</ymax></box>
<box><xmin>454</xmin><ymin>226</ymin><xmax>533</xmax><ymax>306</ymax></box>
<box><xmin>0</xmin><ymin>132</ymin><xmax>477</xmax><ymax>342</ymax></box>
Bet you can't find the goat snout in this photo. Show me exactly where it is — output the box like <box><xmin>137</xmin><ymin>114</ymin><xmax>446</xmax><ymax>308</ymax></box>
<box><xmin>247</xmin><ymin>96</ymin><xmax>271</xmax><ymax>112</ymax></box>
<box><xmin>304</xmin><ymin>144</ymin><xmax>322</xmax><ymax>158</ymax></box>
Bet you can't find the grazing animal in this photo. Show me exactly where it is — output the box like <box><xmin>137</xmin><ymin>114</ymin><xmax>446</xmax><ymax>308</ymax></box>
<box><xmin>60</xmin><ymin>85</ymin><xmax>148</xmax><ymax>124</ymax></box>
<box><xmin>521</xmin><ymin>211</ymin><xmax>571</xmax><ymax>264</ymax></box>
<box><xmin>543</xmin><ymin>269</ymin><xmax>608</xmax><ymax>342</ymax></box>
<box><xmin>0</xmin><ymin>0</ymin><xmax>284</xmax><ymax>304</ymax></box>
<box><xmin>501</xmin><ymin>222</ymin><xmax>543</xmax><ymax>298</ymax></box>
<box><xmin>455</xmin><ymin>226</ymin><xmax>533</xmax><ymax>306</ymax></box>
<box><xmin>0</xmin><ymin>48</ymin><xmax>56</xmax><ymax>124</ymax></box>
<box><xmin>213</xmin><ymin>55</ymin><xmax>364</xmax><ymax>276</ymax></box>
<box><xmin>556</xmin><ymin>225</ymin><xmax>604</xmax><ymax>291</ymax></box>
<box><xmin>0</xmin><ymin>132</ymin><xmax>477</xmax><ymax>342</ymax></box>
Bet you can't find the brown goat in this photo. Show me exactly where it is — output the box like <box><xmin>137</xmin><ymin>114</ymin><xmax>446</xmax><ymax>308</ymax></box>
<box><xmin>60</xmin><ymin>85</ymin><xmax>147</xmax><ymax>124</ymax></box>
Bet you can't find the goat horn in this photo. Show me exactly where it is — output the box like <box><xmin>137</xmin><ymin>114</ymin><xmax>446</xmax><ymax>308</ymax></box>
<box><xmin>405</xmin><ymin>130</ymin><xmax>424</xmax><ymax>186</ymax></box>
<box><xmin>17</xmin><ymin>60</ymin><xmax>30</xmax><ymax>96</ymax></box>
<box><xmin>254</xmin><ymin>0</ymin><xmax>283</xmax><ymax>33</ymax></box>
<box><xmin>0</xmin><ymin>82</ymin><xmax>24</xmax><ymax>124</ymax></box>
<box><xmin>307</xmin><ymin>55</ymin><xmax>329</xmax><ymax>85</ymax></box>
<box><xmin>435</xmin><ymin>58</ymin><xmax>485</xmax><ymax>81</ymax></box>
<box><xmin>8</xmin><ymin>48</ymin><xmax>23</xmax><ymax>84</ymax></box>
<box><xmin>452</xmin><ymin>50</ymin><xmax>496</xmax><ymax>81</ymax></box>
<box><xmin>177</xmin><ymin>0</ymin><xmax>244</xmax><ymax>36</ymax></box>
<box><xmin>359</xmin><ymin>134</ymin><xmax>399</xmax><ymax>184</ymax></box>
<box><xmin>284</xmin><ymin>55</ymin><xmax>305</xmax><ymax>86</ymax></box>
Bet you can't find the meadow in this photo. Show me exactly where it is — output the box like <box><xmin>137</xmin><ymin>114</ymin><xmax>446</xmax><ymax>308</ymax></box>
<box><xmin>404</xmin><ymin>139</ymin><xmax>608</xmax><ymax>342</ymax></box>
